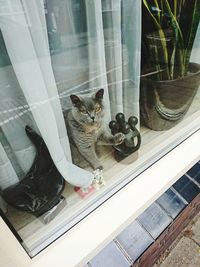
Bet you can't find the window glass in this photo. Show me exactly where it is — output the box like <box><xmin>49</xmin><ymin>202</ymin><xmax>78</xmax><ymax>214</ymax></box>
<box><xmin>0</xmin><ymin>0</ymin><xmax>199</xmax><ymax>257</ymax></box>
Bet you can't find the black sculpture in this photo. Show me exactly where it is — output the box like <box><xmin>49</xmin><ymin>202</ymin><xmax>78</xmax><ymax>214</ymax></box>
<box><xmin>109</xmin><ymin>113</ymin><xmax>141</xmax><ymax>159</ymax></box>
<box><xmin>2</xmin><ymin>126</ymin><xmax>65</xmax><ymax>217</ymax></box>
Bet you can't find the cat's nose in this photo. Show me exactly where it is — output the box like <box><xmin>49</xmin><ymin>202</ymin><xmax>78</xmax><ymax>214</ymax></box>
<box><xmin>91</xmin><ymin>116</ymin><xmax>95</xmax><ymax>122</ymax></box>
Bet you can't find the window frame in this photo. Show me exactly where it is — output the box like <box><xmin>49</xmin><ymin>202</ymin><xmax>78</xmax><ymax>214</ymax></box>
<box><xmin>0</xmin><ymin>127</ymin><xmax>200</xmax><ymax>267</ymax></box>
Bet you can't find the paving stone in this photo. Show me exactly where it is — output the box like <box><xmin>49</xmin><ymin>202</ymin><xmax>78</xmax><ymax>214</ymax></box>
<box><xmin>116</xmin><ymin>220</ymin><xmax>154</xmax><ymax>262</ymax></box>
<box><xmin>89</xmin><ymin>241</ymin><xmax>130</xmax><ymax>267</ymax></box>
<box><xmin>192</xmin><ymin>214</ymin><xmax>200</xmax><ymax>245</ymax></box>
<box><xmin>173</xmin><ymin>175</ymin><xmax>200</xmax><ymax>202</ymax></box>
<box><xmin>156</xmin><ymin>188</ymin><xmax>186</xmax><ymax>219</ymax></box>
<box><xmin>187</xmin><ymin>163</ymin><xmax>200</xmax><ymax>185</ymax></box>
<box><xmin>137</xmin><ymin>202</ymin><xmax>172</xmax><ymax>239</ymax></box>
<box><xmin>159</xmin><ymin>237</ymin><xmax>200</xmax><ymax>267</ymax></box>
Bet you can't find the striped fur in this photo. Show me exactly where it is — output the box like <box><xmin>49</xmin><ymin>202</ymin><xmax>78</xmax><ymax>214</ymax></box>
<box><xmin>65</xmin><ymin>89</ymin><xmax>124</xmax><ymax>170</ymax></box>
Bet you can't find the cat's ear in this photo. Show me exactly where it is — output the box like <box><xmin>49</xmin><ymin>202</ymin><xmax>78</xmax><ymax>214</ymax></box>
<box><xmin>70</xmin><ymin>95</ymin><xmax>82</xmax><ymax>106</ymax></box>
<box><xmin>95</xmin><ymin>89</ymin><xmax>104</xmax><ymax>101</ymax></box>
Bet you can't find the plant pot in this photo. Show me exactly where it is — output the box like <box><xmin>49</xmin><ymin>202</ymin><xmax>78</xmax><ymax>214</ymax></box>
<box><xmin>140</xmin><ymin>63</ymin><xmax>200</xmax><ymax>131</ymax></box>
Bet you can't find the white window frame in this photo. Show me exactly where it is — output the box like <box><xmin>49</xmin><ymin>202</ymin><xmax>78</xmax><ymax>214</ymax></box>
<box><xmin>0</xmin><ymin>126</ymin><xmax>200</xmax><ymax>267</ymax></box>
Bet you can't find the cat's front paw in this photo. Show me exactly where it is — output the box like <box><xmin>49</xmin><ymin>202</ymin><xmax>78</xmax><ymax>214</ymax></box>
<box><xmin>93</xmin><ymin>164</ymin><xmax>103</xmax><ymax>171</ymax></box>
<box><xmin>113</xmin><ymin>133</ymin><xmax>125</xmax><ymax>145</ymax></box>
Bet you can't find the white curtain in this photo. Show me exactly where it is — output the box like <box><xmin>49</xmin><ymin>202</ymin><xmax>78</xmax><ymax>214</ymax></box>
<box><xmin>85</xmin><ymin>0</ymin><xmax>141</xmax><ymax>120</ymax></box>
<box><xmin>0</xmin><ymin>195</ymin><xmax>7</xmax><ymax>213</ymax></box>
<box><xmin>190</xmin><ymin>22</ymin><xmax>200</xmax><ymax>63</ymax></box>
<box><xmin>122</xmin><ymin>0</ymin><xmax>141</xmax><ymax>120</ymax></box>
<box><xmin>85</xmin><ymin>0</ymin><xmax>111</xmax><ymax>119</ymax></box>
<box><xmin>52</xmin><ymin>0</ymin><xmax>141</xmax><ymax>121</ymax></box>
<box><xmin>0</xmin><ymin>0</ymin><xmax>141</xmax><ymax>191</ymax></box>
<box><xmin>0</xmin><ymin>0</ymin><xmax>93</xmax><ymax>188</ymax></box>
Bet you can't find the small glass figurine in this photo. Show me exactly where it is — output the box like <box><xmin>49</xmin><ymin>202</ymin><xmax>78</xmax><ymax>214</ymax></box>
<box><xmin>93</xmin><ymin>168</ymin><xmax>105</xmax><ymax>188</ymax></box>
<box><xmin>109</xmin><ymin>113</ymin><xmax>141</xmax><ymax>159</ymax></box>
<box><xmin>75</xmin><ymin>168</ymin><xmax>105</xmax><ymax>198</ymax></box>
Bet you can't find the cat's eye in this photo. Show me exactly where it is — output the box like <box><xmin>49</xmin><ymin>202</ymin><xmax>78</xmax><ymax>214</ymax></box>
<box><xmin>95</xmin><ymin>106</ymin><xmax>101</xmax><ymax>113</ymax></box>
<box><xmin>80</xmin><ymin>108</ymin><xmax>87</xmax><ymax>114</ymax></box>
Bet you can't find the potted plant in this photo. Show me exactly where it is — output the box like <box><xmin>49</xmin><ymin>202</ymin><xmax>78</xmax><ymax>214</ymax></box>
<box><xmin>140</xmin><ymin>0</ymin><xmax>200</xmax><ymax>130</ymax></box>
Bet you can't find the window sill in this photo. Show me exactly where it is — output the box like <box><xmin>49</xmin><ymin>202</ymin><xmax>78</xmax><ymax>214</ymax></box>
<box><xmin>1</xmin><ymin>129</ymin><xmax>200</xmax><ymax>267</ymax></box>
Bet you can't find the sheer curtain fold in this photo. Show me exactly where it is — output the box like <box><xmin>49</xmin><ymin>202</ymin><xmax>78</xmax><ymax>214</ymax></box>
<box><xmin>0</xmin><ymin>55</ymin><xmax>36</xmax><ymax>177</ymax></box>
<box><xmin>0</xmin><ymin>0</ymin><xmax>141</xmax><ymax>190</ymax></box>
<box><xmin>190</xmin><ymin>22</ymin><xmax>200</xmax><ymax>63</ymax></box>
<box><xmin>0</xmin><ymin>0</ymin><xmax>93</xmax><ymax>188</ymax></box>
<box><xmin>86</xmin><ymin>0</ymin><xmax>141</xmax><ymax>121</ymax></box>
<box><xmin>22</xmin><ymin>0</ymin><xmax>71</xmax><ymax>160</ymax></box>
<box><xmin>122</xmin><ymin>0</ymin><xmax>141</xmax><ymax>122</ymax></box>
<box><xmin>0</xmin><ymin>142</ymin><xmax>19</xmax><ymax>190</ymax></box>
<box><xmin>103</xmin><ymin>0</ymin><xmax>123</xmax><ymax>117</ymax></box>
<box><xmin>0</xmin><ymin>111</ymin><xmax>36</xmax><ymax>174</ymax></box>
<box><xmin>0</xmin><ymin>195</ymin><xmax>7</xmax><ymax>213</ymax></box>
<box><xmin>86</xmin><ymin>0</ymin><xmax>111</xmax><ymax>121</ymax></box>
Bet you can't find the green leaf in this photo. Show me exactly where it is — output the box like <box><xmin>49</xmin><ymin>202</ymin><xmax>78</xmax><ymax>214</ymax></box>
<box><xmin>142</xmin><ymin>0</ymin><xmax>199</xmax><ymax>80</ymax></box>
<box><xmin>163</xmin><ymin>0</ymin><xmax>185</xmax><ymax>78</ymax></box>
<box><xmin>143</xmin><ymin>0</ymin><xmax>170</xmax><ymax>79</ymax></box>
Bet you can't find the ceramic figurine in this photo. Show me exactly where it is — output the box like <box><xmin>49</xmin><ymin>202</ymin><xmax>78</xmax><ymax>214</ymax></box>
<box><xmin>109</xmin><ymin>113</ymin><xmax>141</xmax><ymax>159</ymax></box>
<box><xmin>2</xmin><ymin>126</ymin><xmax>65</xmax><ymax>217</ymax></box>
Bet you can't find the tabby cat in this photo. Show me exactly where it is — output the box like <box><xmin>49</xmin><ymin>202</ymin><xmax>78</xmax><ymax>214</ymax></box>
<box><xmin>65</xmin><ymin>89</ymin><xmax>124</xmax><ymax>170</ymax></box>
